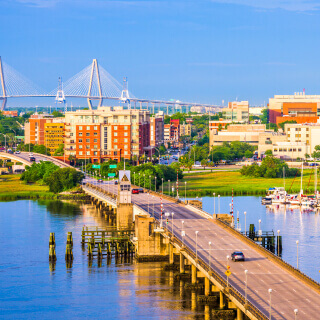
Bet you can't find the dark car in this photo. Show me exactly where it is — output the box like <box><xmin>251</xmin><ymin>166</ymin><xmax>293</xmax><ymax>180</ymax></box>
<box><xmin>97</xmin><ymin>179</ymin><xmax>103</xmax><ymax>183</ymax></box>
<box><xmin>132</xmin><ymin>188</ymin><xmax>139</xmax><ymax>194</ymax></box>
<box><xmin>231</xmin><ymin>251</ymin><xmax>245</xmax><ymax>262</ymax></box>
<box><xmin>29</xmin><ymin>157</ymin><xmax>36</xmax><ymax>162</ymax></box>
<box><xmin>138</xmin><ymin>188</ymin><xmax>144</xmax><ymax>193</ymax></box>
<box><xmin>114</xmin><ymin>180</ymin><xmax>118</xmax><ymax>185</ymax></box>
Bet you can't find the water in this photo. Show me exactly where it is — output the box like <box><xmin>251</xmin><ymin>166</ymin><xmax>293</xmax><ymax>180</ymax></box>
<box><xmin>1</xmin><ymin>198</ymin><xmax>319</xmax><ymax>319</ymax></box>
<box><xmin>0</xmin><ymin>200</ymin><xmax>209</xmax><ymax>319</ymax></box>
<box><xmin>198</xmin><ymin>195</ymin><xmax>320</xmax><ymax>281</ymax></box>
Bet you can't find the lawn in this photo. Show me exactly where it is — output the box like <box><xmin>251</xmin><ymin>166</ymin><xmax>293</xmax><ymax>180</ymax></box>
<box><xmin>164</xmin><ymin>169</ymin><xmax>317</xmax><ymax>196</ymax></box>
<box><xmin>0</xmin><ymin>174</ymin><xmax>56</xmax><ymax>200</ymax></box>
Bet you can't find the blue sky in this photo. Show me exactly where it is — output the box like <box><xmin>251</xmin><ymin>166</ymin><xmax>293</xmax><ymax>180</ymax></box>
<box><xmin>1</xmin><ymin>0</ymin><xmax>320</xmax><ymax>107</ymax></box>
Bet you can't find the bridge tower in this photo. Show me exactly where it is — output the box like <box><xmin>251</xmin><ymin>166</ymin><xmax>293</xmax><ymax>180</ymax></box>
<box><xmin>0</xmin><ymin>57</ymin><xmax>7</xmax><ymax>111</ymax></box>
<box><xmin>120</xmin><ymin>77</ymin><xmax>131</xmax><ymax>109</ymax></box>
<box><xmin>55</xmin><ymin>77</ymin><xmax>66</xmax><ymax>107</ymax></box>
<box><xmin>87</xmin><ymin>59</ymin><xmax>103</xmax><ymax>110</ymax></box>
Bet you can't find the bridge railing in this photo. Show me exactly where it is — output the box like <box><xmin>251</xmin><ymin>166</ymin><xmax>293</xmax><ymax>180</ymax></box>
<box><xmin>216</xmin><ymin>218</ymin><xmax>320</xmax><ymax>294</ymax></box>
<box><xmin>154</xmin><ymin>219</ymin><xmax>268</xmax><ymax>320</ymax></box>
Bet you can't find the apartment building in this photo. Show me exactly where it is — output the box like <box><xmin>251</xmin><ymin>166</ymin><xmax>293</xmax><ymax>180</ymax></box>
<box><xmin>44</xmin><ymin>122</ymin><xmax>65</xmax><ymax>154</ymax></box>
<box><xmin>170</xmin><ymin>119</ymin><xmax>180</xmax><ymax>141</ymax></box>
<box><xmin>150</xmin><ymin>112</ymin><xmax>164</xmax><ymax>147</ymax></box>
<box><xmin>268</xmin><ymin>92</ymin><xmax>320</xmax><ymax>124</ymax></box>
<box><xmin>180</xmin><ymin>122</ymin><xmax>192</xmax><ymax>136</ymax></box>
<box><xmin>64</xmin><ymin>106</ymin><xmax>150</xmax><ymax>163</ymax></box>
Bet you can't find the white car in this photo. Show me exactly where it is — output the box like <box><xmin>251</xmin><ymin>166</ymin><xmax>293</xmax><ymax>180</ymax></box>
<box><xmin>15</xmin><ymin>150</ymin><xmax>21</xmax><ymax>154</ymax></box>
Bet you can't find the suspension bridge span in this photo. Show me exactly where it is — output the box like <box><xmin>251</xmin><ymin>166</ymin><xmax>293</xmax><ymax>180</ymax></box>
<box><xmin>0</xmin><ymin>56</ymin><xmax>218</xmax><ymax>111</ymax></box>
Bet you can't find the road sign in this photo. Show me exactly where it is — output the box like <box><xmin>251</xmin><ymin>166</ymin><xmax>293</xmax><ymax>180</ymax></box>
<box><xmin>109</xmin><ymin>165</ymin><xmax>117</xmax><ymax>169</ymax></box>
<box><xmin>225</xmin><ymin>270</ymin><xmax>232</xmax><ymax>277</ymax></box>
<box><xmin>92</xmin><ymin>164</ymin><xmax>100</xmax><ymax>169</ymax></box>
<box><xmin>108</xmin><ymin>173</ymin><xmax>116</xmax><ymax>177</ymax></box>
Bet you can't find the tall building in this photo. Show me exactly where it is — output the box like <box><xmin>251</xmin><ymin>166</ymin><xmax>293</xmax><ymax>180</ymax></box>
<box><xmin>64</xmin><ymin>106</ymin><xmax>150</xmax><ymax>163</ymax></box>
<box><xmin>268</xmin><ymin>92</ymin><xmax>320</xmax><ymax>124</ymax></box>
<box><xmin>150</xmin><ymin>112</ymin><xmax>164</xmax><ymax>147</ymax></box>
<box><xmin>180</xmin><ymin>122</ymin><xmax>192</xmax><ymax>136</ymax></box>
<box><xmin>223</xmin><ymin>101</ymin><xmax>249</xmax><ymax>123</ymax></box>
<box><xmin>24</xmin><ymin>113</ymin><xmax>54</xmax><ymax>145</ymax></box>
<box><xmin>170</xmin><ymin>119</ymin><xmax>180</xmax><ymax>141</ymax></box>
<box><xmin>44</xmin><ymin>122</ymin><xmax>65</xmax><ymax>154</ymax></box>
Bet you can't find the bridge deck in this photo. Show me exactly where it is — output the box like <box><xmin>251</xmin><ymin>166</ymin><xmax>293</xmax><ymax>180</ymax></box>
<box><xmin>85</xmin><ymin>180</ymin><xmax>320</xmax><ymax>319</ymax></box>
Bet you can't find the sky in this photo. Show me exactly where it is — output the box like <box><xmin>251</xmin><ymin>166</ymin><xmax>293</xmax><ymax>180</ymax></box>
<box><xmin>1</xmin><ymin>0</ymin><xmax>320</xmax><ymax>108</ymax></box>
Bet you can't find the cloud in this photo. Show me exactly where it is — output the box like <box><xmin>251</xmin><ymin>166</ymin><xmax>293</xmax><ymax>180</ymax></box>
<box><xmin>210</xmin><ymin>0</ymin><xmax>320</xmax><ymax>12</ymax></box>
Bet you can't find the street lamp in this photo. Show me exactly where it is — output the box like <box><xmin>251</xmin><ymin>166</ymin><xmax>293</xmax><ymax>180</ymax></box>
<box><xmin>218</xmin><ymin>195</ymin><xmax>220</xmax><ymax>214</ymax></box>
<box><xmin>226</xmin><ymin>255</ymin><xmax>230</xmax><ymax>287</ymax></box>
<box><xmin>168</xmin><ymin>180</ymin><xmax>171</xmax><ymax>196</ymax></box>
<box><xmin>294</xmin><ymin>309</ymin><xmax>298</xmax><ymax>320</ymax></box>
<box><xmin>245</xmin><ymin>270</ymin><xmax>248</xmax><ymax>304</ymax></box>
<box><xmin>162</xmin><ymin>178</ymin><xmax>164</xmax><ymax>194</ymax></box>
<box><xmin>208</xmin><ymin>241</ymin><xmax>212</xmax><ymax>270</ymax></box>
<box><xmin>296</xmin><ymin>240</ymin><xmax>299</xmax><ymax>269</ymax></box>
<box><xmin>171</xmin><ymin>212</ymin><xmax>174</xmax><ymax>235</ymax></box>
<box><xmin>213</xmin><ymin>193</ymin><xmax>216</xmax><ymax>215</ymax></box>
<box><xmin>277</xmin><ymin>230</ymin><xmax>280</xmax><ymax>256</ymax></box>
<box><xmin>268</xmin><ymin>288</ymin><xmax>272</xmax><ymax>320</ymax></box>
<box><xmin>154</xmin><ymin>176</ymin><xmax>157</xmax><ymax>192</ymax></box>
<box><xmin>185</xmin><ymin>181</ymin><xmax>187</xmax><ymax>201</ymax></box>
<box><xmin>244</xmin><ymin>211</ymin><xmax>247</xmax><ymax>236</ymax></box>
<box><xmin>195</xmin><ymin>231</ymin><xmax>199</xmax><ymax>260</ymax></box>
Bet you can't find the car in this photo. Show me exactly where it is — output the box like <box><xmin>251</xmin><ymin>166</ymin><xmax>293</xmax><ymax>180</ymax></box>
<box><xmin>29</xmin><ymin>157</ymin><xmax>36</xmax><ymax>162</ymax></box>
<box><xmin>231</xmin><ymin>251</ymin><xmax>245</xmax><ymax>262</ymax></box>
<box><xmin>97</xmin><ymin>179</ymin><xmax>103</xmax><ymax>183</ymax></box>
<box><xmin>132</xmin><ymin>188</ymin><xmax>139</xmax><ymax>194</ymax></box>
<box><xmin>114</xmin><ymin>180</ymin><xmax>118</xmax><ymax>185</ymax></box>
<box><xmin>15</xmin><ymin>150</ymin><xmax>21</xmax><ymax>154</ymax></box>
<box><xmin>138</xmin><ymin>188</ymin><xmax>144</xmax><ymax>193</ymax></box>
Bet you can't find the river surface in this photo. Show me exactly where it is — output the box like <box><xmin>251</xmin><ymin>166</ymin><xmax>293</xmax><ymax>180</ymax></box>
<box><xmin>0</xmin><ymin>197</ymin><xmax>319</xmax><ymax>319</ymax></box>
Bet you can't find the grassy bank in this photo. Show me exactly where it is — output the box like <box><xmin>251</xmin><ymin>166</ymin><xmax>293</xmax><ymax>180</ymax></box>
<box><xmin>163</xmin><ymin>169</ymin><xmax>317</xmax><ymax>197</ymax></box>
<box><xmin>0</xmin><ymin>175</ymin><xmax>88</xmax><ymax>201</ymax></box>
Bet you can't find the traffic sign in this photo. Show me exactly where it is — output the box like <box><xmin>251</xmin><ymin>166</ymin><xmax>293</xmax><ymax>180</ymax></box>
<box><xmin>225</xmin><ymin>270</ymin><xmax>232</xmax><ymax>277</ymax></box>
<box><xmin>92</xmin><ymin>164</ymin><xmax>100</xmax><ymax>169</ymax></box>
<box><xmin>108</xmin><ymin>173</ymin><xmax>116</xmax><ymax>177</ymax></box>
<box><xmin>109</xmin><ymin>165</ymin><xmax>117</xmax><ymax>169</ymax></box>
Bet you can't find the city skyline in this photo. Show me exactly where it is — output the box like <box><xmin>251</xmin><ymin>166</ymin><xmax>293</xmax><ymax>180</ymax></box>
<box><xmin>1</xmin><ymin>0</ymin><xmax>320</xmax><ymax>107</ymax></box>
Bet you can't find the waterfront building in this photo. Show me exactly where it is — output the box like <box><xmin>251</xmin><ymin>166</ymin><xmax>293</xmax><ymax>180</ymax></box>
<box><xmin>268</xmin><ymin>92</ymin><xmax>320</xmax><ymax>124</ymax></box>
<box><xmin>44</xmin><ymin>122</ymin><xmax>65</xmax><ymax>154</ymax></box>
<box><xmin>64</xmin><ymin>106</ymin><xmax>150</xmax><ymax>163</ymax></box>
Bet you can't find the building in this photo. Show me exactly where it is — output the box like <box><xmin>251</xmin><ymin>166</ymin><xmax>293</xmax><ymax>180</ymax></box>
<box><xmin>222</xmin><ymin>101</ymin><xmax>249</xmax><ymax>123</ymax></box>
<box><xmin>24</xmin><ymin>114</ymin><xmax>54</xmax><ymax>145</ymax></box>
<box><xmin>44</xmin><ymin>122</ymin><xmax>65</xmax><ymax>154</ymax></box>
<box><xmin>64</xmin><ymin>106</ymin><xmax>150</xmax><ymax>163</ymax></box>
<box><xmin>249</xmin><ymin>107</ymin><xmax>266</xmax><ymax>116</ymax></box>
<box><xmin>268</xmin><ymin>92</ymin><xmax>320</xmax><ymax>124</ymax></box>
<box><xmin>170</xmin><ymin>119</ymin><xmax>180</xmax><ymax>141</ymax></box>
<box><xmin>257</xmin><ymin>132</ymin><xmax>287</xmax><ymax>156</ymax></box>
<box><xmin>180</xmin><ymin>122</ymin><xmax>192</xmax><ymax>136</ymax></box>
<box><xmin>2</xmin><ymin>110</ymin><xmax>18</xmax><ymax>117</ymax></box>
<box><xmin>150</xmin><ymin>112</ymin><xmax>164</xmax><ymax>147</ymax></box>
<box><xmin>209</xmin><ymin>124</ymin><xmax>266</xmax><ymax>148</ymax></box>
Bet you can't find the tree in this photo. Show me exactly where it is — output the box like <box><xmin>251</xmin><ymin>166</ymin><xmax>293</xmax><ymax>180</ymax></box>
<box><xmin>52</xmin><ymin>110</ymin><xmax>64</xmax><ymax>118</ymax></box>
<box><xmin>265</xmin><ymin>150</ymin><xmax>273</xmax><ymax>156</ymax></box>
<box><xmin>278</xmin><ymin>120</ymin><xmax>297</xmax><ymax>131</ymax></box>
<box><xmin>54</xmin><ymin>144</ymin><xmax>64</xmax><ymax>156</ymax></box>
<box><xmin>33</xmin><ymin>144</ymin><xmax>50</xmax><ymax>155</ymax></box>
<box><xmin>244</xmin><ymin>150</ymin><xmax>253</xmax><ymax>158</ymax></box>
<box><xmin>201</xmin><ymin>159</ymin><xmax>208</xmax><ymax>169</ymax></box>
<box><xmin>305</xmin><ymin>153</ymin><xmax>310</xmax><ymax>160</ymax></box>
<box><xmin>260</xmin><ymin>109</ymin><xmax>268</xmax><ymax>124</ymax></box>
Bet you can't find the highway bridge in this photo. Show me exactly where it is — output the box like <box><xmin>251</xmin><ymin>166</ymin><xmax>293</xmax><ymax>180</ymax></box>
<box><xmin>83</xmin><ymin>179</ymin><xmax>320</xmax><ymax>320</ymax></box>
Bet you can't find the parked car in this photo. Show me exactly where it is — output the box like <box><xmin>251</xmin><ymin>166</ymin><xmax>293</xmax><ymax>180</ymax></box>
<box><xmin>138</xmin><ymin>188</ymin><xmax>144</xmax><ymax>193</ymax></box>
<box><xmin>132</xmin><ymin>188</ymin><xmax>139</xmax><ymax>194</ymax></box>
<box><xmin>231</xmin><ymin>251</ymin><xmax>245</xmax><ymax>262</ymax></box>
<box><xmin>97</xmin><ymin>179</ymin><xmax>103</xmax><ymax>183</ymax></box>
<box><xmin>114</xmin><ymin>180</ymin><xmax>118</xmax><ymax>185</ymax></box>
<box><xmin>15</xmin><ymin>150</ymin><xmax>21</xmax><ymax>154</ymax></box>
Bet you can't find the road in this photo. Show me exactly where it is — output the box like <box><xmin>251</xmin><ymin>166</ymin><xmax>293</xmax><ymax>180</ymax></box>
<box><xmin>14</xmin><ymin>152</ymin><xmax>71</xmax><ymax>168</ymax></box>
<box><xmin>95</xmin><ymin>182</ymin><xmax>320</xmax><ymax>320</ymax></box>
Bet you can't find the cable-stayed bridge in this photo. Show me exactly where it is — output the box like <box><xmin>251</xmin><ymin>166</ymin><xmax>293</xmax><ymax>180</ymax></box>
<box><xmin>0</xmin><ymin>57</ymin><xmax>218</xmax><ymax>111</ymax></box>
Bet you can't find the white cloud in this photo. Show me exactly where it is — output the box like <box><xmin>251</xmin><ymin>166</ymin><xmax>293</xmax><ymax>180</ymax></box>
<box><xmin>210</xmin><ymin>0</ymin><xmax>320</xmax><ymax>12</ymax></box>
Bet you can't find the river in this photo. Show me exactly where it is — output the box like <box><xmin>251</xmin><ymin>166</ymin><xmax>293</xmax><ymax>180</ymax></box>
<box><xmin>0</xmin><ymin>197</ymin><xmax>319</xmax><ymax>319</ymax></box>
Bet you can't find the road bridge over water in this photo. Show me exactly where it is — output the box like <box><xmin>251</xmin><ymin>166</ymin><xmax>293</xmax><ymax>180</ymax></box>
<box><xmin>84</xmin><ymin>179</ymin><xmax>320</xmax><ymax>320</ymax></box>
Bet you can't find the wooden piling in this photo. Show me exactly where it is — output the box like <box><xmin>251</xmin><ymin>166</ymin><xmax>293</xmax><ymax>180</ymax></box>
<box><xmin>49</xmin><ymin>232</ymin><xmax>56</xmax><ymax>247</ymax></box>
<box><xmin>49</xmin><ymin>244</ymin><xmax>57</xmax><ymax>261</ymax></box>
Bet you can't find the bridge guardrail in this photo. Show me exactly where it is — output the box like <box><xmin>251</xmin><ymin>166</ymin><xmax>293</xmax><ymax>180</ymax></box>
<box><xmin>215</xmin><ymin>218</ymin><xmax>320</xmax><ymax>294</ymax></box>
<box><xmin>155</xmin><ymin>220</ymin><xmax>268</xmax><ymax>320</ymax></box>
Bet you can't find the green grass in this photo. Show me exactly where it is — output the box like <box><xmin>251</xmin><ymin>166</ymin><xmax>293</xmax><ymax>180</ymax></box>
<box><xmin>0</xmin><ymin>174</ymin><xmax>57</xmax><ymax>201</ymax></box>
<box><xmin>163</xmin><ymin>169</ymin><xmax>317</xmax><ymax>197</ymax></box>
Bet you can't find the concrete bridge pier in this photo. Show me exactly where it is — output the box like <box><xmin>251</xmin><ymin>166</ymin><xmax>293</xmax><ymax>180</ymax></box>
<box><xmin>180</xmin><ymin>252</ymin><xmax>185</xmax><ymax>273</ymax></box>
<box><xmin>237</xmin><ymin>308</ymin><xmax>244</xmax><ymax>320</ymax></box>
<box><xmin>191</xmin><ymin>265</ymin><xmax>197</xmax><ymax>284</ymax></box>
<box><xmin>116</xmin><ymin>203</ymin><xmax>133</xmax><ymax>229</ymax></box>
<box><xmin>169</xmin><ymin>243</ymin><xmax>174</xmax><ymax>264</ymax></box>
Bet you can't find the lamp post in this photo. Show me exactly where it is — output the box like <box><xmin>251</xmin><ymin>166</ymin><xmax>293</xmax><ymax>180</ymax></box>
<box><xmin>208</xmin><ymin>241</ymin><xmax>212</xmax><ymax>270</ymax></box>
<box><xmin>268</xmin><ymin>288</ymin><xmax>272</xmax><ymax>320</ymax></box>
<box><xmin>168</xmin><ymin>180</ymin><xmax>171</xmax><ymax>196</ymax></box>
<box><xmin>195</xmin><ymin>231</ymin><xmax>199</xmax><ymax>260</ymax></box>
<box><xmin>218</xmin><ymin>195</ymin><xmax>220</xmax><ymax>214</ymax></box>
<box><xmin>0</xmin><ymin>133</ymin><xmax>7</xmax><ymax>152</ymax></box>
<box><xmin>213</xmin><ymin>193</ymin><xmax>216</xmax><ymax>215</ymax></box>
<box><xmin>154</xmin><ymin>176</ymin><xmax>157</xmax><ymax>192</ymax></box>
<box><xmin>277</xmin><ymin>230</ymin><xmax>280</xmax><ymax>256</ymax></box>
<box><xmin>162</xmin><ymin>178</ymin><xmax>164</xmax><ymax>194</ymax></box>
<box><xmin>185</xmin><ymin>181</ymin><xmax>187</xmax><ymax>201</ymax></box>
<box><xmin>244</xmin><ymin>211</ymin><xmax>247</xmax><ymax>236</ymax></box>
<box><xmin>245</xmin><ymin>270</ymin><xmax>248</xmax><ymax>304</ymax></box>
<box><xmin>294</xmin><ymin>309</ymin><xmax>298</xmax><ymax>320</ymax></box>
<box><xmin>171</xmin><ymin>212</ymin><xmax>174</xmax><ymax>235</ymax></box>
<box><xmin>226</xmin><ymin>255</ymin><xmax>230</xmax><ymax>287</ymax></box>
<box><xmin>296</xmin><ymin>240</ymin><xmax>299</xmax><ymax>269</ymax></box>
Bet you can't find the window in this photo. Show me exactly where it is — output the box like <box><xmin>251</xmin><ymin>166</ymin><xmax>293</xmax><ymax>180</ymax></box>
<box><xmin>94</xmin><ymin>126</ymin><xmax>97</xmax><ymax>130</ymax></box>
<box><xmin>114</xmin><ymin>145</ymin><xmax>118</xmax><ymax>149</ymax></box>
<box><xmin>86</xmin><ymin>126</ymin><xmax>90</xmax><ymax>130</ymax></box>
<box><xmin>293</xmin><ymin>148</ymin><xmax>297</xmax><ymax>152</ymax></box>
<box><xmin>114</xmin><ymin>126</ymin><xmax>118</xmax><ymax>130</ymax></box>
<box><xmin>114</xmin><ymin>132</ymin><xmax>118</xmax><ymax>136</ymax></box>
<box><xmin>124</xmin><ymin>138</ymin><xmax>128</xmax><ymax>143</ymax></box>
<box><xmin>124</xmin><ymin>151</ymin><xmax>128</xmax><ymax>155</ymax></box>
<box><xmin>94</xmin><ymin>139</ymin><xmax>97</xmax><ymax>142</ymax></box>
<box><xmin>86</xmin><ymin>151</ymin><xmax>90</xmax><ymax>155</ymax></box>
<box><xmin>124</xmin><ymin>126</ymin><xmax>128</xmax><ymax>130</ymax></box>
<box><xmin>78</xmin><ymin>139</ymin><xmax>82</xmax><ymax>143</ymax></box>
<box><xmin>124</xmin><ymin>145</ymin><xmax>128</xmax><ymax>149</ymax></box>
<box><xmin>86</xmin><ymin>133</ymin><xmax>90</xmax><ymax>136</ymax></box>
<box><xmin>86</xmin><ymin>139</ymin><xmax>90</xmax><ymax>142</ymax></box>
<box><xmin>79</xmin><ymin>132</ymin><xmax>83</xmax><ymax>136</ymax></box>
<box><xmin>70</xmin><ymin>133</ymin><xmax>73</xmax><ymax>136</ymax></box>
<box><xmin>79</xmin><ymin>126</ymin><xmax>82</xmax><ymax>130</ymax></box>
<box><xmin>94</xmin><ymin>132</ymin><xmax>98</xmax><ymax>136</ymax></box>
<box><xmin>86</xmin><ymin>145</ymin><xmax>90</xmax><ymax>149</ymax></box>
<box><xmin>124</xmin><ymin>132</ymin><xmax>128</xmax><ymax>136</ymax></box>
<box><xmin>298</xmin><ymin>148</ymin><xmax>302</xmax><ymax>152</ymax></box>
<box><xmin>114</xmin><ymin>139</ymin><xmax>118</xmax><ymax>142</ymax></box>
<box><xmin>94</xmin><ymin>151</ymin><xmax>97</xmax><ymax>155</ymax></box>
<box><xmin>79</xmin><ymin>151</ymin><xmax>83</xmax><ymax>155</ymax></box>
<box><xmin>79</xmin><ymin>145</ymin><xmax>83</xmax><ymax>149</ymax></box>
<box><xmin>93</xmin><ymin>145</ymin><xmax>97</xmax><ymax>149</ymax></box>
